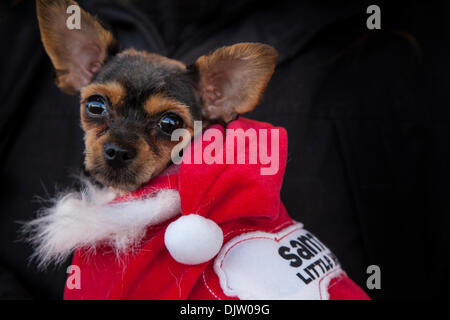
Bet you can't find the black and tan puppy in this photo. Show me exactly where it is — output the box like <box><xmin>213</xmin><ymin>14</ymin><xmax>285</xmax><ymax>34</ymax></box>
<box><xmin>37</xmin><ymin>0</ymin><xmax>277</xmax><ymax>192</ymax></box>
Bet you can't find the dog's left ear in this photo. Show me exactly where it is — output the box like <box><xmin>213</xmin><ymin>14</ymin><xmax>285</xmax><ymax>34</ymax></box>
<box><xmin>194</xmin><ymin>43</ymin><xmax>278</xmax><ymax>123</ymax></box>
<box><xmin>37</xmin><ymin>0</ymin><xmax>116</xmax><ymax>93</ymax></box>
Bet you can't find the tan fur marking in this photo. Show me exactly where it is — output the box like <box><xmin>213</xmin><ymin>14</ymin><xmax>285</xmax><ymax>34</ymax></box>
<box><xmin>80</xmin><ymin>82</ymin><xmax>126</xmax><ymax>107</ymax></box>
<box><xmin>83</xmin><ymin>128</ymin><xmax>108</xmax><ymax>172</ymax></box>
<box><xmin>143</xmin><ymin>93</ymin><xmax>193</xmax><ymax>129</ymax></box>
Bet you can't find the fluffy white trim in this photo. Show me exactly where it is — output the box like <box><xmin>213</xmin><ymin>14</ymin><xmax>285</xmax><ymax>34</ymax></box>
<box><xmin>164</xmin><ymin>214</ymin><xmax>223</xmax><ymax>265</ymax></box>
<box><xmin>24</xmin><ymin>180</ymin><xmax>181</xmax><ymax>268</ymax></box>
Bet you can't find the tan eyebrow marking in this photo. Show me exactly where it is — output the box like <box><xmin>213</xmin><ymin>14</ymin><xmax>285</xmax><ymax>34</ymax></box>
<box><xmin>143</xmin><ymin>93</ymin><xmax>193</xmax><ymax>126</ymax></box>
<box><xmin>80</xmin><ymin>81</ymin><xmax>126</xmax><ymax>107</ymax></box>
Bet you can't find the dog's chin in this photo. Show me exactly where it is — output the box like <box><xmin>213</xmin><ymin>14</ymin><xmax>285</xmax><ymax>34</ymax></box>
<box><xmin>86</xmin><ymin>160</ymin><xmax>172</xmax><ymax>194</ymax></box>
<box><xmin>95</xmin><ymin>175</ymin><xmax>141</xmax><ymax>193</ymax></box>
<box><xmin>88</xmin><ymin>169</ymin><xmax>152</xmax><ymax>194</ymax></box>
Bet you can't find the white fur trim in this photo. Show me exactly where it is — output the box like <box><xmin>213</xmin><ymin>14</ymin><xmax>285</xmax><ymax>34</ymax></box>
<box><xmin>24</xmin><ymin>180</ymin><xmax>181</xmax><ymax>268</ymax></box>
<box><xmin>164</xmin><ymin>214</ymin><xmax>223</xmax><ymax>265</ymax></box>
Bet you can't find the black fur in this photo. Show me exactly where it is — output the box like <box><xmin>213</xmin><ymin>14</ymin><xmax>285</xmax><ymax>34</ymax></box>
<box><xmin>94</xmin><ymin>53</ymin><xmax>202</xmax><ymax>121</ymax></box>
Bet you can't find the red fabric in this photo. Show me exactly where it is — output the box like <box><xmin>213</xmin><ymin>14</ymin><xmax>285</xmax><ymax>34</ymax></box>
<box><xmin>64</xmin><ymin>117</ymin><xmax>369</xmax><ymax>300</ymax></box>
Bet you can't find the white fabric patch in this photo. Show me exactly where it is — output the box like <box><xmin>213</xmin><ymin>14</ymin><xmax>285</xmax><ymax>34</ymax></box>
<box><xmin>214</xmin><ymin>223</ymin><xmax>344</xmax><ymax>300</ymax></box>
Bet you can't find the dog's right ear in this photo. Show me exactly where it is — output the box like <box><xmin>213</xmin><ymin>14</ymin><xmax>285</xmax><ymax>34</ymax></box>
<box><xmin>37</xmin><ymin>0</ymin><xmax>116</xmax><ymax>93</ymax></box>
<box><xmin>193</xmin><ymin>43</ymin><xmax>278</xmax><ymax>123</ymax></box>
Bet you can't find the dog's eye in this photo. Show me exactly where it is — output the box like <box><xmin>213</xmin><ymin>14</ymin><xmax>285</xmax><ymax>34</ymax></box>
<box><xmin>85</xmin><ymin>95</ymin><xmax>108</xmax><ymax>116</ymax></box>
<box><xmin>157</xmin><ymin>113</ymin><xmax>184</xmax><ymax>135</ymax></box>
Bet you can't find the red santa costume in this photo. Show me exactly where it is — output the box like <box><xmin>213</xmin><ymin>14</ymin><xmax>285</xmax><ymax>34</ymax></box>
<box><xmin>29</xmin><ymin>117</ymin><xmax>369</xmax><ymax>300</ymax></box>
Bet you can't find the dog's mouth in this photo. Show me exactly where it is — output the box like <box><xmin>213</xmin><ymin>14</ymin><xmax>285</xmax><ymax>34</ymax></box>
<box><xmin>91</xmin><ymin>171</ymin><xmax>138</xmax><ymax>193</ymax></box>
<box><xmin>86</xmin><ymin>160</ymin><xmax>174</xmax><ymax>193</ymax></box>
<box><xmin>87</xmin><ymin>164</ymin><xmax>150</xmax><ymax>193</ymax></box>
<box><xmin>84</xmin><ymin>136</ymin><xmax>177</xmax><ymax>192</ymax></box>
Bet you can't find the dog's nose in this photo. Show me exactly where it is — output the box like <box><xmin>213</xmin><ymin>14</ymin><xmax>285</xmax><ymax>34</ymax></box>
<box><xmin>103</xmin><ymin>143</ymin><xmax>136</xmax><ymax>168</ymax></box>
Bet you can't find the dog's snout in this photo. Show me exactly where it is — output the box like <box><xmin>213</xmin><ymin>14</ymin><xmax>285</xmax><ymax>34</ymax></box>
<box><xmin>103</xmin><ymin>142</ymin><xmax>136</xmax><ymax>168</ymax></box>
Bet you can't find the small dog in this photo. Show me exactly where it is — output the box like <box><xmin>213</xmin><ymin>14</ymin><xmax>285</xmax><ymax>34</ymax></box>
<box><xmin>37</xmin><ymin>0</ymin><xmax>277</xmax><ymax>193</ymax></box>
<box><xmin>31</xmin><ymin>0</ymin><xmax>370</xmax><ymax>300</ymax></box>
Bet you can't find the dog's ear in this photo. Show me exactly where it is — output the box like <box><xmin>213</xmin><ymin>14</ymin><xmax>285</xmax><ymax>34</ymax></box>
<box><xmin>194</xmin><ymin>43</ymin><xmax>278</xmax><ymax>123</ymax></box>
<box><xmin>37</xmin><ymin>0</ymin><xmax>116</xmax><ymax>93</ymax></box>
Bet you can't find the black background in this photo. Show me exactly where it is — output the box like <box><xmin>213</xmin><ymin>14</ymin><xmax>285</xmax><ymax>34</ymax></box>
<box><xmin>0</xmin><ymin>0</ymin><xmax>449</xmax><ymax>300</ymax></box>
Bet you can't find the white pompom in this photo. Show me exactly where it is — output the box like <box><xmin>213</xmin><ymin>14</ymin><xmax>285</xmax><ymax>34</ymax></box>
<box><xmin>164</xmin><ymin>214</ymin><xmax>223</xmax><ymax>265</ymax></box>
